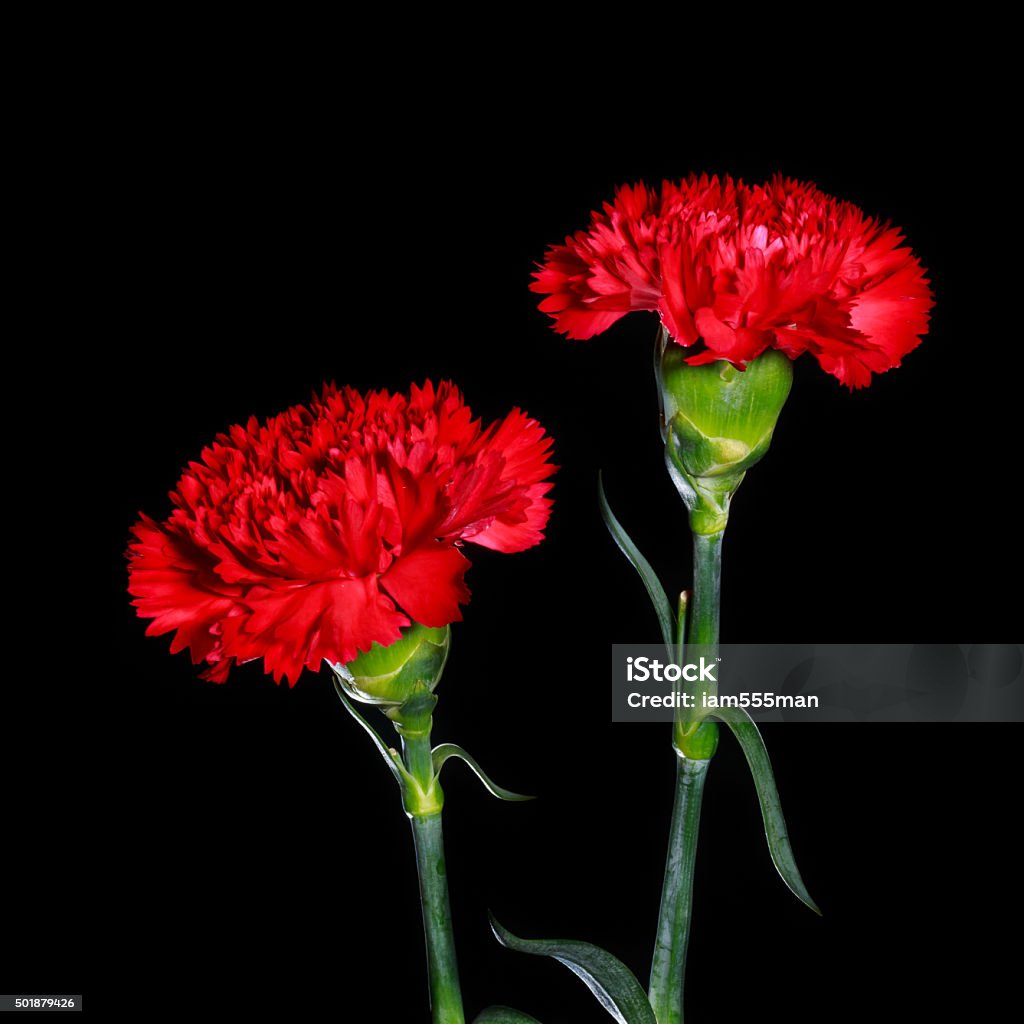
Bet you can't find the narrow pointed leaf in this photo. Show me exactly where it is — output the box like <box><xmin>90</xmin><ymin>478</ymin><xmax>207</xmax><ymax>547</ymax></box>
<box><xmin>432</xmin><ymin>743</ymin><xmax>533</xmax><ymax>801</ymax></box>
<box><xmin>330</xmin><ymin>669</ymin><xmax>405</xmax><ymax>786</ymax></box>
<box><xmin>474</xmin><ymin>1008</ymin><xmax>544</xmax><ymax>1024</ymax></box>
<box><xmin>490</xmin><ymin>915</ymin><xmax>657</xmax><ymax>1024</ymax></box>
<box><xmin>716</xmin><ymin>707</ymin><xmax>821</xmax><ymax>913</ymax></box>
<box><xmin>675</xmin><ymin>590</ymin><xmax>689</xmax><ymax>668</ymax></box>
<box><xmin>598</xmin><ymin>472</ymin><xmax>674</xmax><ymax>653</ymax></box>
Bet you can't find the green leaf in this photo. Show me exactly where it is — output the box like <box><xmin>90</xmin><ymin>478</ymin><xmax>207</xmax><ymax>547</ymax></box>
<box><xmin>474</xmin><ymin>1008</ymin><xmax>544</xmax><ymax>1024</ymax></box>
<box><xmin>716</xmin><ymin>708</ymin><xmax>821</xmax><ymax>914</ymax></box>
<box><xmin>675</xmin><ymin>591</ymin><xmax>689</xmax><ymax>667</ymax></box>
<box><xmin>432</xmin><ymin>744</ymin><xmax>533</xmax><ymax>801</ymax></box>
<box><xmin>598</xmin><ymin>472</ymin><xmax>675</xmax><ymax>653</ymax></box>
<box><xmin>329</xmin><ymin>668</ymin><xmax>407</xmax><ymax>786</ymax></box>
<box><xmin>490</xmin><ymin>915</ymin><xmax>657</xmax><ymax>1024</ymax></box>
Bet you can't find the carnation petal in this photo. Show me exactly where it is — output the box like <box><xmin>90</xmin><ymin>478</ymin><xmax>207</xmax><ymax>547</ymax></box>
<box><xmin>381</xmin><ymin>543</ymin><xmax>471</xmax><ymax>627</ymax></box>
<box><xmin>470</xmin><ymin>483</ymin><xmax>554</xmax><ymax>553</ymax></box>
<box><xmin>128</xmin><ymin>515</ymin><xmax>244</xmax><ymax>665</ymax></box>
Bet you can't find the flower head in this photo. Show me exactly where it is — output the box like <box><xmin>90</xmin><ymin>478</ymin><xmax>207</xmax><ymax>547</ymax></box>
<box><xmin>532</xmin><ymin>174</ymin><xmax>933</xmax><ymax>388</ymax></box>
<box><xmin>128</xmin><ymin>382</ymin><xmax>555</xmax><ymax>685</ymax></box>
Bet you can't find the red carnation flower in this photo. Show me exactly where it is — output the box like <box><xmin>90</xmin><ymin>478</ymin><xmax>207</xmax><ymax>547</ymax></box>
<box><xmin>531</xmin><ymin>174</ymin><xmax>934</xmax><ymax>388</ymax></box>
<box><xmin>128</xmin><ymin>382</ymin><xmax>556</xmax><ymax>685</ymax></box>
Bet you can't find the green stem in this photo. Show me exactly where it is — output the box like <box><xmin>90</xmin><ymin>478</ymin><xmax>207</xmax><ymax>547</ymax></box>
<box><xmin>650</xmin><ymin>528</ymin><xmax>723</xmax><ymax>1024</ymax></box>
<box><xmin>402</xmin><ymin>730</ymin><xmax>465</xmax><ymax>1024</ymax></box>
<box><xmin>676</xmin><ymin>530</ymin><xmax>722</xmax><ymax>753</ymax></box>
<box><xmin>410</xmin><ymin>810</ymin><xmax>465</xmax><ymax>1024</ymax></box>
<box><xmin>689</xmin><ymin>531</ymin><xmax>721</xmax><ymax>657</ymax></box>
<box><xmin>649</xmin><ymin>756</ymin><xmax>710</xmax><ymax>1024</ymax></box>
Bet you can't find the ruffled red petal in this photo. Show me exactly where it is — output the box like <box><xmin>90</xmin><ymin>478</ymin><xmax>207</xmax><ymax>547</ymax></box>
<box><xmin>381</xmin><ymin>543</ymin><xmax>471</xmax><ymax>628</ymax></box>
<box><xmin>222</xmin><ymin>577</ymin><xmax>408</xmax><ymax>686</ymax></box>
<box><xmin>127</xmin><ymin>514</ymin><xmax>245</xmax><ymax>678</ymax></box>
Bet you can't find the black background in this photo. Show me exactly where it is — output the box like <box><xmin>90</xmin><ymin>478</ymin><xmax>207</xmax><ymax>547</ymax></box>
<box><xmin>10</xmin><ymin>48</ymin><xmax>1020</xmax><ymax>1022</ymax></box>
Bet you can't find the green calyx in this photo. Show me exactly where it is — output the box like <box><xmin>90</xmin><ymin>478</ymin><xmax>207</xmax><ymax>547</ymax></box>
<box><xmin>657</xmin><ymin>328</ymin><xmax>793</xmax><ymax>535</ymax></box>
<box><xmin>332</xmin><ymin>622</ymin><xmax>451</xmax><ymax>708</ymax></box>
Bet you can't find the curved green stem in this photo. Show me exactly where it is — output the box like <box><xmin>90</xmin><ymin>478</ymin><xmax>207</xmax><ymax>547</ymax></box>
<box><xmin>649</xmin><ymin>756</ymin><xmax>709</xmax><ymax>1024</ymax></box>
<box><xmin>411</xmin><ymin>810</ymin><xmax>465</xmax><ymax>1024</ymax></box>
